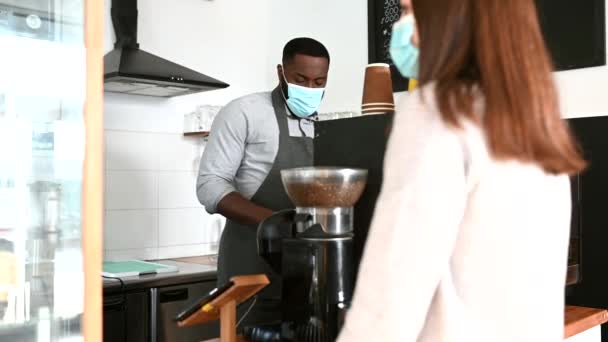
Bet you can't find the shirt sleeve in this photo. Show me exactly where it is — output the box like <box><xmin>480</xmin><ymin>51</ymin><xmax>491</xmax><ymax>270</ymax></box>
<box><xmin>196</xmin><ymin>101</ymin><xmax>248</xmax><ymax>214</ymax></box>
<box><xmin>337</xmin><ymin>92</ymin><xmax>467</xmax><ymax>341</ymax></box>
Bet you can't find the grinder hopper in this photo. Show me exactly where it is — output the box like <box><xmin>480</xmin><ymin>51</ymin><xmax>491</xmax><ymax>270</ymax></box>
<box><xmin>280</xmin><ymin>167</ymin><xmax>368</xmax><ymax>235</ymax></box>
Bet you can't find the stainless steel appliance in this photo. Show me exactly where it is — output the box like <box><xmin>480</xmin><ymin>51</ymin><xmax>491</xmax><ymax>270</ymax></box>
<box><xmin>153</xmin><ymin>282</ymin><xmax>219</xmax><ymax>342</ymax></box>
<box><xmin>255</xmin><ymin>167</ymin><xmax>367</xmax><ymax>342</ymax></box>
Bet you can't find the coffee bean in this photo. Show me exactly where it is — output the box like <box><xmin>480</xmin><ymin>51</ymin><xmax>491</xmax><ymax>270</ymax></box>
<box><xmin>286</xmin><ymin>181</ymin><xmax>366</xmax><ymax>208</ymax></box>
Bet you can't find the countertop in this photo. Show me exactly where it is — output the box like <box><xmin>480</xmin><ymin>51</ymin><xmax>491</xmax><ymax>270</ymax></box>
<box><xmin>103</xmin><ymin>255</ymin><xmax>218</xmax><ymax>295</ymax></box>
<box><xmin>103</xmin><ymin>256</ymin><xmax>608</xmax><ymax>339</ymax></box>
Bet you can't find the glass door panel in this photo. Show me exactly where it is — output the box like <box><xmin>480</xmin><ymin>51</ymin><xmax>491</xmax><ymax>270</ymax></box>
<box><xmin>0</xmin><ymin>0</ymin><xmax>86</xmax><ymax>341</ymax></box>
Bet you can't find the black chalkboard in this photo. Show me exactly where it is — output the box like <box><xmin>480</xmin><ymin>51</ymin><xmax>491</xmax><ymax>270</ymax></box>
<box><xmin>368</xmin><ymin>0</ymin><xmax>606</xmax><ymax>81</ymax></box>
<box><xmin>367</xmin><ymin>0</ymin><xmax>410</xmax><ymax>92</ymax></box>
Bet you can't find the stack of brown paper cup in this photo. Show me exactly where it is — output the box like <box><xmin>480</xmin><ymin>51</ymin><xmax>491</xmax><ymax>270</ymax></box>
<box><xmin>361</xmin><ymin>63</ymin><xmax>395</xmax><ymax>115</ymax></box>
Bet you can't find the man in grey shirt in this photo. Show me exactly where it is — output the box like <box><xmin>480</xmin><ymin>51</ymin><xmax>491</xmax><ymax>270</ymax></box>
<box><xmin>197</xmin><ymin>38</ymin><xmax>330</xmax><ymax>327</ymax></box>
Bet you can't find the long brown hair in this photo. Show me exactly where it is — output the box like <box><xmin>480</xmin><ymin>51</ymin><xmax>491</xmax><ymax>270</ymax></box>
<box><xmin>411</xmin><ymin>0</ymin><xmax>585</xmax><ymax>175</ymax></box>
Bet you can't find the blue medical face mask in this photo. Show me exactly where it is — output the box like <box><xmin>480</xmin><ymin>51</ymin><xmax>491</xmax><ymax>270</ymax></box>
<box><xmin>281</xmin><ymin>70</ymin><xmax>325</xmax><ymax>118</ymax></box>
<box><xmin>390</xmin><ymin>15</ymin><xmax>420</xmax><ymax>79</ymax></box>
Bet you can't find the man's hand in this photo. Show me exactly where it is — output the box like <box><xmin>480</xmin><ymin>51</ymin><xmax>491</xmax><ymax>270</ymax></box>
<box><xmin>217</xmin><ymin>192</ymin><xmax>274</xmax><ymax>227</ymax></box>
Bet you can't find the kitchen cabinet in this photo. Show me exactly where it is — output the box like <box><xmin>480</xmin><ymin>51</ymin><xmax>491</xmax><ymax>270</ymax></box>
<box><xmin>102</xmin><ymin>293</ymin><xmax>126</xmax><ymax>342</ymax></box>
<box><xmin>103</xmin><ymin>281</ymin><xmax>219</xmax><ymax>342</ymax></box>
<box><xmin>103</xmin><ymin>260</ymin><xmax>219</xmax><ymax>342</ymax></box>
<box><xmin>103</xmin><ymin>291</ymin><xmax>149</xmax><ymax>342</ymax></box>
<box><xmin>155</xmin><ymin>281</ymin><xmax>219</xmax><ymax>342</ymax></box>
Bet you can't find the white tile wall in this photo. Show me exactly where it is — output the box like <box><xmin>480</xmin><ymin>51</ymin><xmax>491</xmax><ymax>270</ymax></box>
<box><xmin>104</xmin><ymin>248</ymin><xmax>160</xmax><ymax>262</ymax></box>
<box><xmin>103</xmin><ymin>105</ymin><xmax>222</xmax><ymax>260</ymax></box>
<box><xmin>105</xmin><ymin>131</ymin><xmax>160</xmax><ymax>171</ymax></box>
<box><xmin>157</xmin><ymin>134</ymin><xmax>203</xmax><ymax>172</ymax></box>
<box><xmin>104</xmin><ymin>210</ymin><xmax>158</xmax><ymax>250</ymax></box>
<box><xmin>158</xmin><ymin>171</ymin><xmax>200</xmax><ymax>209</ymax></box>
<box><xmin>157</xmin><ymin>244</ymin><xmax>217</xmax><ymax>260</ymax></box>
<box><xmin>105</xmin><ymin>171</ymin><xmax>159</xmax><ymax>210</ymax></box>
<box><xmin>159</xmin><ymin>208</ymin><xmax>210</xmax><ymax>246</ymax></box>
<box><xmin>103</xmin><ymin>93</ymin><xmax>179</xmax><ymax>133</ymax></box>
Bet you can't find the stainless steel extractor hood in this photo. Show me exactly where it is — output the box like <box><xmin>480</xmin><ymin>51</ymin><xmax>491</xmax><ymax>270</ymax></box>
<box><xmin>104</xmin><ymin>0</ymin><xmax>229</xmax><ymax>97</ymax></box>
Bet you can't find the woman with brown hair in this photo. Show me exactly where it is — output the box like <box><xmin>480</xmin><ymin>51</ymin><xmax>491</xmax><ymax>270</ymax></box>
<box><xmin>338</xmin><ymin>0</ymin><xmax>585</xmax><ymax>341</ymax></box>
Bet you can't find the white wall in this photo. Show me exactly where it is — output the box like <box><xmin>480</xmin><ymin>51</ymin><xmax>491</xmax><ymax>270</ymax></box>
<box><xmin>557</xmin><ymin>65</ymin><xmax>608</xmax><ymax>119</ymax></box>
<box><xmin>102</xmin><ymin>0</ymin><xmax>368</xmax><ymax>260</ymax></box>
<box><xmin>104</xmin><ymin>0</ymin><xmax>275</xmax><ymax>105</ymax></box>
<box><xmin>566</xmin><ymin>326</ymin><xmax>601</xmax><ymax>342</ymax></box>
<box><xmin>103</xmin><ymin>0</ymin><xmax>367</xmax><ymax>111</ymax></box>
<box><xmin>268</xmin><ymin>0</ymin><xmax>368</xmax><ymax>113</ymax></box>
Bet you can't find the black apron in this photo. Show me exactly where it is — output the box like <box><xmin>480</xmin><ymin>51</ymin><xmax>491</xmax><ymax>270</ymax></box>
<box><xmin>217</xmin><ymin>86</ymin><xmax>314</xmax><ymax>327</ymax></box>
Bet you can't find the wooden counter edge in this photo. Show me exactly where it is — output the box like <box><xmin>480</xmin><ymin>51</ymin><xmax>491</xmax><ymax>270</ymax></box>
<box><xmin>565</xmin><ymin>306</ymin><xmax>608</xmax><ymax>339</ymax></box>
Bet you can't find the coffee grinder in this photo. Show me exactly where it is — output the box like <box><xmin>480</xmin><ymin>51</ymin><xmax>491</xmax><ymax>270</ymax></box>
<box><xmin>256</xmin><ymin>167</ymin><xmax>367</xmax><ymax>342</ymax></box>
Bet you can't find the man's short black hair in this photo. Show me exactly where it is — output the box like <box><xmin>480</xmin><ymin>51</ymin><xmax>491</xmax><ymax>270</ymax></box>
<box><xmin>282</xmin><ymin>37</ymin><xmax>330</xmax><ymax>65</ymax></box>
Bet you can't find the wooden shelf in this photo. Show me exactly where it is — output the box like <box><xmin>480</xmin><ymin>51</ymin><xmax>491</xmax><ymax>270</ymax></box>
<box><xmin>184</xmin><ymin>131</ymin><xmax>209</xmax><ymax>137</ymax></box>
<box><xmin>565</xmin><ymin>306</ymin><xmax>608</xmax><ymax>338</ymax></box>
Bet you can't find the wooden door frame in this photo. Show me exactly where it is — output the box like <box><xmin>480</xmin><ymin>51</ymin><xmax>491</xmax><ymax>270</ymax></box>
<box><xmin>83</xmin><ymin>0</ymin><xmax>104</xmax><ymax>341</ymax></box>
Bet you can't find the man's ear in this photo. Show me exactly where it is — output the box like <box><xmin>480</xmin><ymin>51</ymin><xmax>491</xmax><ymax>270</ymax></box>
<box><xmin>277</xmin><ymin>64</ymin><xmax>283</xmax><ymax>80</ymax></box>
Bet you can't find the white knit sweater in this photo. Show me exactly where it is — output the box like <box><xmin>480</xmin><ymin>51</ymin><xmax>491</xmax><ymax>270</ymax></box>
<box><xmin>337</xmin><ymin>86</ymin><xmax>571</xmax><ymax>342</ymax></box>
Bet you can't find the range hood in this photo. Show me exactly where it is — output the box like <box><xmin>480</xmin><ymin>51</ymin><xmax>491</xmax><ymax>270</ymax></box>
<box><xmin>104</xmin><ymin>0</ymin><xmax>229</xmax><ymax>97</ymax></box>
